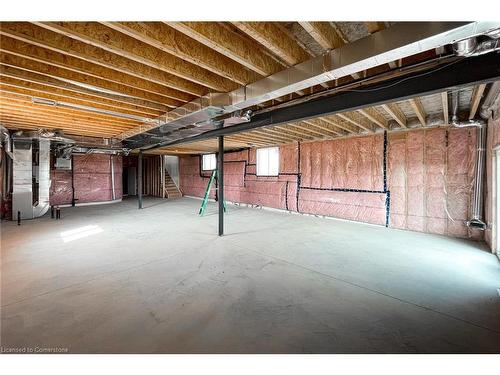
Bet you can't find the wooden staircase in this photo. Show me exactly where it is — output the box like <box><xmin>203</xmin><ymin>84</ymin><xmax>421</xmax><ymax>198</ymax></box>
<box><xmin>164</xmin><ymin>171</ymin><xmax>182</xmax><ymax>199</ymax></box>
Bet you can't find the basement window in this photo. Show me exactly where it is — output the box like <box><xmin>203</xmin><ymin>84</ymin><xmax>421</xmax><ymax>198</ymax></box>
<box><xmin>256</xmin><ymin>147</ymin><xmax>279</xmax><ymax>176</ymax></box>
<box><xmin>202</xmin><ymin>153</ymin><xmax>217</xmax><ymax>171</ymax></box>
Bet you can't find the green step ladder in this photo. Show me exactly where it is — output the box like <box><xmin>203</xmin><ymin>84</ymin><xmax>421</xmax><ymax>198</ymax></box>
<box><xmin>199</xmin><ymin>170</ymin><xmax>227</xmax><ymax>216</ymax></box>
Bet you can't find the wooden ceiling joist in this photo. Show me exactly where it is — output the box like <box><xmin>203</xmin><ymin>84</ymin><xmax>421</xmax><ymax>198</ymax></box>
<box><xmin>103</xmin><ymin>22</ymin><xmax>259</xmax><ymax>86</ymax></box>
<box><xmin>274</xmin><ymin>124</ymin><xmax>315</xmax><ymax>140</ymax></box>
<box><xmin>35</xmin><ymin>22</ymin><xmax>237</xmax><ymax>93</ymax></box>
<box><xmin>251</xmin><ymin>128</ymin><xmax>298</xmax><ymax>143</ymax></box>
<box><xmin>0</xmin><ymin>65</ymin><xmax>172</xmax><ymax>112</ymax></box>
<box><xmin>0</xmin><ymin>95</ymin><xmax>142</xmax><ymax>125</ymax></box>
<box><xmin>298</xmin><ymin>22</ymin><xmax>345</xmax><ymax>50</ymax></box>
<box><xmin>380</xmin><ymin>103</ymin><xmax>407</xmax><ymax>128</ymax></box>
<box><xmin>265</xmin><ymin>126</ymin><xmax>305</xmax><ymax>141</ymax></box>
<box><xmin>250</xmin><ymin>131</ymin><xmax>295</xmax><ymax>144</ymax></box>
<box><xmin>365</xmin><ymin>22</ymin><xmax>386</xmax><ymax>34</ymax></box>
<box><xmin>336</xmin><ymin>112</ymin><xmax>374</xmax><ymax>132</ymax></box>
<box><xmin>0</xmin><ymin>53</ymin><xmax>182</xmax><ymax>108</ymax></box>
<box><xmin>302</xmin><ymin>119</ymin><xmax>342</xmax><ymax>137</ymax></box>
<box><xmin>469</xmin><ymin>84</ymin><xmax>486</xmax><ymax>120</ymax></box>
<box><xmin>0</xmin><ymin>84</ymin><xmax>161</xmax><ymax>119</ymax></box>
<box><xmin>0</xmin><ymin>22</ymin><xmax>201</xmax><ymax>99</ymax></box>
<box><xmin>0</xmin><ymin>113</ymin><xmax>132</xmax><ymax>135</ymax></box>
<box><xmin>227</xmin><ymin>134</ymin><xmax>274</xmax><ymax>147</ymax></box>
<box><xmin>292</xmin><ymin>122</ymin><xmax>331</xmax><ymax>138</ymax></box>
<box><xmin>255</xmin><ymin>128</ymin><xmax>301</xmax><ymax>142</ymax></box>
<box><xmin>304</xmin><ymin>118</ymin><xmax>344</xmax><ymax>137</ymax></box>
<box><xmin>0</xmin><ymin>35</ymin><xmax>189</xmax><ymax>105</ymax></box>
<box><xmin>0</xmin><ymin>76</ymin><xmax>162</xmax><ymax>117</ymax></box>
<box><xmin>0</xmin><ymin>119</ymin><xmax>123</xmax><ymax>138</ymax></box>
<box><xmin>357</xmin><ymin>107</ymin><xmax>388</xmax><ymax>130</ymax></box>
<box><xmin>237</xmin><ymin>131</ymin><xmax>287</xmax><ymax>144</ymax></box>
<box><xmin>166</xmin><ymin>22</ymin><xmax>284</xmax><ymax>76</ymax></box>
<box><xmin>0</xmin><ymin>107</ymin><xmax>135</xmax><ymax>130</ymax></box>
<box><xmin>231</xmin><ymin>22</ymin><xmax>310</xmax><ymax>66</ymax></box>
<box><xmin>0</xmin><ymin>101</ymin><xmax>140</xmax><ymax>129</ymax></box>
<box><xmin>320</xmin><ymin>116</ymin><xmax>358</xmax><ymax>134</ymax></box>
<box><xmin>409</xmin><ymin>98</ymin><xmax>427</xmax><ymax>126</ymax></box>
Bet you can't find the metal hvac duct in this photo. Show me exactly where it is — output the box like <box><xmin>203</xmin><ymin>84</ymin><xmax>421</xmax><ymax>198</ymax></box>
<box><xmin>450</xmin><ymin>91</ymin><xmax>487</xmax><ymax>229</ymax></box>
<box><xmin>12</xmin><ymin>138</ymin><xmax>52</xmax><ymax>220</ymax></box>
<box><xmin>227</xmin><ymin>22</ymin><xmax>499</xmax><ymax>110</ymax></box>
<box><xmin>12</xmin><ymin>139</ymin><xmax>33</xmax><ymax>220</ymax></box>
<box><xmin>33</xmin><ymin>139</ymin><xmax>50</xmax><ymax>218</ymax></box>
<box><xmin>13</xmin><ymin>129</ymin><xmax>75</xmax><ymax>144</ymax></box>
<box><xmin>453</xmin><ymin>36</ymin><xmax>500</xmax><ymax>57</ymax></box>
<box><xmin>70</xmin><ymin>146</ymin><xmax>130</xmax><ymax>155</ymax></box>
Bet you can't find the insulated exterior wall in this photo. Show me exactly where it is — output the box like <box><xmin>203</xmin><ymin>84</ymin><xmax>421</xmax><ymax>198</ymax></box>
<box><xmin>179</xmin><ymin>127</ymin><xmax>477</xmax><ymax>239</ymax></box>
<box><xmin>50</xmin><ymin>170</ymin><xmax>72</xmax><ymax>206</ymax></box>
<box><xmin>50</xmin><ymin>154</ymin><xmax>123</xmax><ymax>205</ymax></box>
<box><xmin>388</xmin><ymin>128</ymin><xmax>478</xmax><ymax>238</ymax></box>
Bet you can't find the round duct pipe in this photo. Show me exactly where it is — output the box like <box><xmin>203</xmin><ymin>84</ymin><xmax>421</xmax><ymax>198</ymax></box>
<box><xmin>453</xmin><ymin>37</ymin><xmax>478</xmax><ymax>56</ymax></box>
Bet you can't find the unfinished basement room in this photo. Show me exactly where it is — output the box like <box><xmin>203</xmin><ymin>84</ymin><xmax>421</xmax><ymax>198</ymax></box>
<box><xmin>1</xmin><ymin>15</ymin><xmax>500</xmax><ymax>360</ymax></box>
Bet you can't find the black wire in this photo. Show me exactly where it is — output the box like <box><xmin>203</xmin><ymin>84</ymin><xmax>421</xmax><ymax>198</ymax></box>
<box><xmin>339</xmin><ymin>57</ymin><xmax>465</xmax><ymax>93</ymax></box>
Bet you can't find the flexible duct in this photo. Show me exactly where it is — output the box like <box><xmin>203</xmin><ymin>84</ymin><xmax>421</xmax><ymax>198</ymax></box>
<box><xmin>451</xmin><ymin>91</ymin><xmax>487</xmax><ymax>229</ymax></box>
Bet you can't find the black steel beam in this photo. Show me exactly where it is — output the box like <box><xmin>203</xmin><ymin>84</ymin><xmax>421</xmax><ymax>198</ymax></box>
<box><xmin>218</xmin><ymin>136</ymin><xmax>224</xmax><ymax>236</ymax></box>
<box><xmin>144</xmin><ymin>52</ymin><xmax>500</xmax><ymax>150</ymax></box>
<box><xmin>138</xmin><ymin>150</ymin><xmax>143</xmax><ymax>209</ymax></box>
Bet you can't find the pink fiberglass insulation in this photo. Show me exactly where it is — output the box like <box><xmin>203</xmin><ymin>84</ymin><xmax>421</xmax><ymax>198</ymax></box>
<box><xmin>50</xmin><ymin>154</ymin><xmax>123</xmax><ymax>205</ymax></box>
<box><xmin>180</xmin><ymin>127</ymin><xmax>478</xmax><ymax>239</ymax></box>
<box><xmin>300</xmin><ymin>135</ymin><xmax>383</xmax><ymax>190</ymax></box>
<box><xmin>387</xmin><ymin>127</ymin><xmax>477</xmax><ymax>238</ymax></box>
<box><xmin>298</xmin><ymin>189</ymin><xmax>386</xmax><ymax>225</ymax></box>
<box><xmin>180</xmin><ymin>134</ymin><xmax>385</xmax><ymax>224</ymax></box>
<box><xmin>179</xmin><ymin>155</ymin><xmax>216</xmax><ymax>199</ymax></box>
<box><xmin>111</xmin><ymin>156</ymin><xmax>123</xmax><ymax>199</ymax></box>
<box><xmin>49</xmin><ymin>170</ymin><xmax>73</xmax><ymax>206</ymax></box>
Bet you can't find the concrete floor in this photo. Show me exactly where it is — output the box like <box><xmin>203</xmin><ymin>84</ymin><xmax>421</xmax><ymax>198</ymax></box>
<box><xmin>1</xmin><ymin>197</ymin><xmax>500</xmax><ymax>353</ymax></box>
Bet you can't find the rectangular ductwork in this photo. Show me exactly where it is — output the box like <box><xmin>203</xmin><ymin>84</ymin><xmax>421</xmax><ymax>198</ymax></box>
<box><xmin>228</xmin><ymin>22</ymin><xmax>500</xmax><ymax>110</ymax></box>
<box><xmin>12</xmin><ymin>139</ymin><xmax>33</xmax><ymax>220</ymax></box>
<box><xmin>12</xmin><ymin>138</ymin><xmax>51</xmax><ymax>220</ymax></box>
